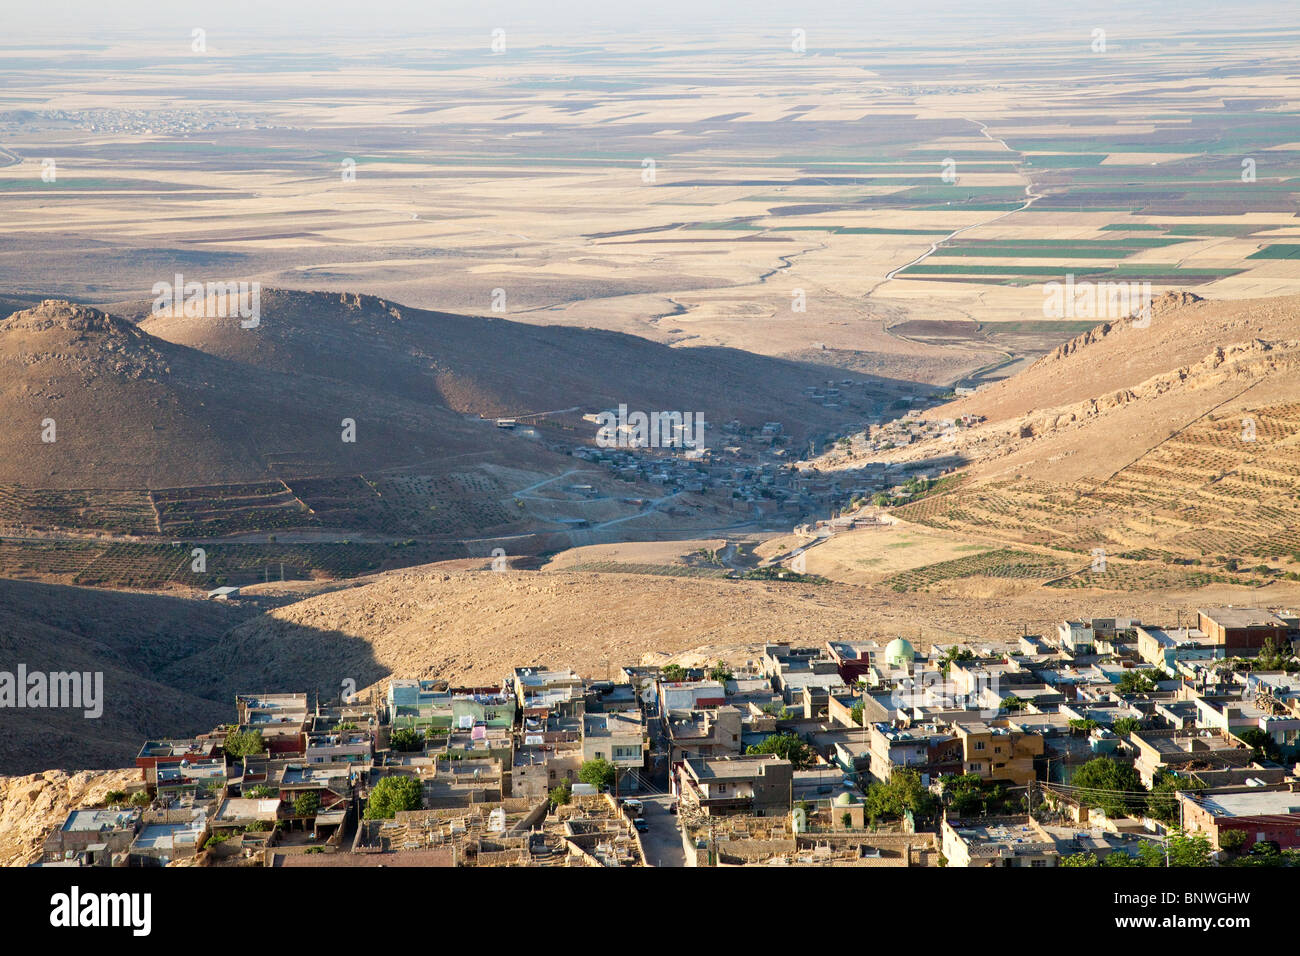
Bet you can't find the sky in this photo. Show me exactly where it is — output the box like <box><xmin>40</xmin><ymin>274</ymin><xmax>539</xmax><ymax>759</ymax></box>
<box><xmin>5</xmin><ymin>0</ymin><xmax>1289</xmax><ymax>46</ymax></box>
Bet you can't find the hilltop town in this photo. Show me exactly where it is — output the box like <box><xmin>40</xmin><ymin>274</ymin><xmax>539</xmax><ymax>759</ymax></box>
<box><xmin>24</xmin><ymin>605</ymin><xmax>1300</xmax><ymax>869</ymax></box>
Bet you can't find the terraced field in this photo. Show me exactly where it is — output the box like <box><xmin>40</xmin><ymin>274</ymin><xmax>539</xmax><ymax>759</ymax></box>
<box><xmin>152</xmin><ymin>482</ymin><xmax>308</xmax><ymax>537</ymax></box>
<box><xmin>0</xmin><ymin>487</ymin><xmax>156</xmax><ymax>534</ymax></box>
<box><xmin>879</xmin><ymin>548</ymin><xmax>1071</xmax><ymax>592</ymax></box>
<box><xmin>288</xmin><ymin>472</ymin><xmax>520</xmax><ymax>537</ymax></box>
<box><xmin>892</xmin><ymin>400</ymin><xmax>1300</xmax><ymax>586</ymax></box>
<box><xmin>564</xmin><ymin>561</ymin><xmax>732</xmax><ymax>579</ymax></box>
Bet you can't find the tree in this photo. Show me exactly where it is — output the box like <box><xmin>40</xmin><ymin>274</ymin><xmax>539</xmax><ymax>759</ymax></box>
<box><xmin>1112</xmin><ymin>717</ymin><xmax>1142</xmax><ymax>736</ymax></box>
<box><xmin>1218</xmin><ymin>829</ymin><xmax>1247</xmax><ymax>854</ymax></box>
<box><xmin>1070</xmin><ymin>757</ymin><xmax>1146</xmax><ymax>819</ymax></box>
<box><xmin>548</xmin><ymin>781</ymin><xmax>572</xmax><ymax>808</ymax></box>
<box><xmin>1237</xmin><ymin>727</ymin><xmax>1282</xmax><ymax>763</ymax></box>
<box><xmin>849</xmin><ymin>701</ymin><xmax>865</xmax><ymax>726</ymax></box>
<box><xmin>746</xmin><ymin>733</ymin><xmax>815</xmax><ymax>769</ymax></box>
<box><xmin>1116</xmin><ymin>671</ymin><xmax>1157</xmax><ymax>695</ymax></box>
<box><xmin>708</xmin><ymin>660</ymin><xmax>734</xmax><ymax>683</ymax></box>
<box><xmin>293</xmin><ymin>792</ymin><xmax>321</xmax><ymax>818</ymax></box>
<box><xmin>1061</xmin><ymin>852</ymin><xmax>1100</xmax><ymax>867</ymax></box>
<box><xmin>1000</xmin><ymin>694</ymin><xmax>1028</xmax><ymax>713</ymax></box>
<box><xmin>364</xmin><ymin>776</ymin><xmax>422</xmax><ymax>819</ymax></box>
<box><xmin>1101</xmin><ymin>850</ymin><xmax>1140</xmax><ymax>867</ymax></box>
<box><xmin>1257</xmin><ymin>637</ymin><xmax>1296</xmax><ymax>672</ymax></box>
<box><xmin>940</xmin><ymin>773</ymin><xmax>1015</xmax><ymax>818</ymax></box>
<box><xmin>864</xmin><ymin>769</ymin><xmax>938</xmax><ymax>825</ymax></box>
<box><xmin>246</xmin><ymin>784</ymin><xmax>275</xmax><ymax>799</ymax></box>
<box><xmin>223</xmin><ymin>729</ymin><xmax>266</xmax><ymax>758</ymax></box>
<box><xmin>1136</xmin><ymin>829</ymin><xmax>1212</xmax><ymax>867</ymax></box>
<box><xmin>661</xmin><ymin>664</ymin><xmax>687</xmax><ymax>682</ymax></box>
<box><xmin>1146</xmin><ymin>771</ymin><xmax>1206</xmax><ymax>824</ymax></box>
<box><xmin>578</xmin><ymin>758</ymin><xmax>617</xmax><ymax>791</ymax></box>
<box><xmin>389</xmin><ymin>727</ymin><xmax>425</xmax><ymax>753</ymax></box>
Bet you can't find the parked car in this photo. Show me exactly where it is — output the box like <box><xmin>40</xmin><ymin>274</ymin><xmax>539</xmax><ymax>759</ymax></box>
<box><xmin>633</xmin><ymin>818</ymin><xmax>649</xmax><ymax>833</ymax></box>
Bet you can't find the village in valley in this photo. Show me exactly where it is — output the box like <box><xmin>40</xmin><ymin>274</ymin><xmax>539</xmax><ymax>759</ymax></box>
<box><xmin>34</xmin><ymin>606</ymin><xmax>1300</xmax><ymax>869</ymax></box>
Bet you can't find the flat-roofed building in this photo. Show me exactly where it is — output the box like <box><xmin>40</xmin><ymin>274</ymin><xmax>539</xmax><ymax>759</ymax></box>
<box><xmin>1136</xmin><ymin>626</ymin><xmax>1219</xmax><ymax>670</ymax></box>
<box><xmin>41</xmin><ymin>808</ymin><xmax>142</xmax><ymax>864</ymax></box>
<box><xmin>941</xmin><ymin>815</ymin><xmax>1058</xmax><ymax>868</ymax></box>
<box><xmin>1198</xmin><ymin>608</ymin><xmax>1300</xmax><ymax>655</ymax></box>
<box><xmin>1130</xmin><ymin>729</ymin><xmax>1254</xmax><ymax>788</ymax></box>
<box><xmin>1181</xmin><ymin>786</ymin><xmax>1300</xmax><ymax>851</ymax></box>
<box><xmin>677</xmin><ymin>754</ymin><xmax>793</xmax><ymax>817</ymax></box>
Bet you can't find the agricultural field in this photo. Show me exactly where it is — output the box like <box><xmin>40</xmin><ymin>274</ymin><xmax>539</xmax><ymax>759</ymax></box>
<box><xmin>779</xmin><ymin>523</ymin><xmax>998</xmax><ymax>586</ymax></box>
<box><xmin>51</xmin><ymin>540</ymin><xmax>459</xmax><ymax>590</ymax></box>
<box><xmin>889</xmin><ymin>398</ymin><xmax>1300</xmax><ymax>587</ymax></box>
<box><xmin>6</xmin><ymin>14</ymin><xmax>1300</xmax><ymax>393</ymax></box>
<box><xmin>0</xmin><ymin>486</ymin><xmax>157</xmax><ymax>534</ymax></box>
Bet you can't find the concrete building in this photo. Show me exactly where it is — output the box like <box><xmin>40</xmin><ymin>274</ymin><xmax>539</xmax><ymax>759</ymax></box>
<box><xmin>677</xmin><ymin>755</ymin><xmax>793</xmax><ymax>817</ymax></box>
<box><xmin>1180</xmin><ymin>786</ymin><xmax>1300</xmax><ymax>851</ymax></box>
<box><xmin>941</xmin><ymin>815</ymin><xmax>1058</xmax><ymax>868</ymax></box>
<box><xmin>1198</xmin><ymin>607</ymin><xmax>1300</xmax><ymax>656</ymax></box>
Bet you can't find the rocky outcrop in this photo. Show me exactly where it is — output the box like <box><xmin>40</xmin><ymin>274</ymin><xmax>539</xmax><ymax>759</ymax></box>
<box><xmin>0</xmin><ymin>768</ymin><xmax>138</xmax><ymax>866</ymax></box>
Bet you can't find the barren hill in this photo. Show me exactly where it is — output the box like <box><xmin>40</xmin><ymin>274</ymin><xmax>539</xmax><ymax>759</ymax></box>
<box><xmin>0</xmin><ymin>299</ymin><xmax>535</xmax><ymax>488</ymax></box>
<box><xmin>0</xmin><ymin>288</ymin><xmax>904</xmax><ymax>500</ymax></box>
<box><xmin>137</xmin><ymin>287</ymin><xmax>902</xmax><ymax>436</ymax></box>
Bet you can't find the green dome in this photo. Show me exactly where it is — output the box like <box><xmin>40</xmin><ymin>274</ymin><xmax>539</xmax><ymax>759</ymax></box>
<box><xmin>834</xmin><ymin>790</ymin><xmax>858</xmax><ymax>806</ymax></box>
<box><xmin>885</xmin><ymin>637</ymin><xmax>915</xmax><ymax>668</ymax></box>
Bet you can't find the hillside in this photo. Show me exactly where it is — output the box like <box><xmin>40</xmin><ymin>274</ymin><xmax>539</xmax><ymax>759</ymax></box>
<box><xmin>0</xmin><ymin>299</ymin><xmax>536</xmax><ymax>488</ymax></box>
<box><xmin>137</xmin><ymin>288</ymin><xmax>898</xmax><ymax>434</ymax></box>
<box><xmin>857</xmin><ymin>292</ymin><xmax>1300</xmax><ymax>579</ymax></box>
<box><xmin>0</xmin><ymin>578</ymin><xmax>248</xmax><ymax>774</ymax></box>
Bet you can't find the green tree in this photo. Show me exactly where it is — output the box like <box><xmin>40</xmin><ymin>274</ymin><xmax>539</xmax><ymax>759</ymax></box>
<box><xmin>389</xmin><ymin>727</ymin><xmax>425</xmax><ymax>753</ymax></box>
<box><xmin>1257</xmin><ymin>637</ymin><xmax>1296</xmax><ymax>672</ymax></box>
<box><xmin>1218</xmin><ymin>829</ymin><xmax>1247</xmax><ymax>854</ymax></box>
<box><xmin>1146</xmin><ymin>771</ymin><xmax>1206</xmax><ymax>824</ymax></box>
<box><xmin>1101</xmin><ymin>850</ymin><xmax>1140</xmax><ymax>867</ymax></box>
<box><xmin>849</xmin><ymin>700</ymin><xmax>865</xmax><ymax>726</ymax></box>
<box><xmin>1136</xmin><ymin>829</ymin><xmax>1213</xmax><ymax>867</ymax></box>
<box><xmin>864</xmin><ymin>769</ymin><xmax>938</xmax><ymax>825</ymax></box>
<box><xmin>223</xmin><ymin>729</ymin><xmax>266</xmax><ymax>758</ymax></box>
<box><xmin>661</xmin><ymin>664</ymin><xmax>687</xmax><ymax>682</ymax></box>
<box><xmin>1112</xmin><ymin>717</ymin><xmax>1142</xmax><ymax>736</ymax></box>
<box><xmin>1237</xmin><ymin>727</ymin><xmax>1282</xmax><ymax>763</ymax></box>
<box><xmin>578</xmin><ymin>758</ymin><xmax>617</xmax><ymax>791</ymax></box>
<box><xmin>1061</xmin><ymin>852</ymin><xmax>1100</xmax><ymax>867</ymax></box>
<box><xmin>548</xmin><ymin>781</ymin><xmax>572</xmax><ymax>808</ymax></box>
<box><xmin>1070</xmin><ymin>757</ymin><xmax>1146</xmax><ymax>819</ymax></box>
<box><xmin>245</xmin><ymin>784</ymin><xmax>275</xmax><ymax>799</ymax></box>
<box><xmin>364</xmin><ymin>776</ymin><xmax>423</xmax><ymax>819</ymax></box>
<box><xmin>293</xmin><ymin>792</ymin><xmax>321</xmax><ymax>817</ymax></box>
<box><xmin>1116</xmin><ymin>671</ymin><xmax>1158</xmax><ymax>695</ymax></box>
<box><xmin>746</xmin><ymin>733</ymin><xmax>815</xmax><ymax>769</ymax></box>
<box><xmin>708</xmin><ymin>660</ymin><xmax>734</xmax><ymax>683</ymax></box>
